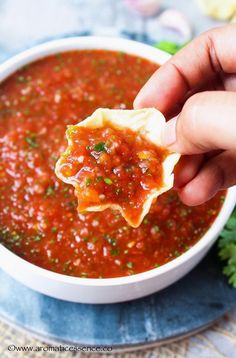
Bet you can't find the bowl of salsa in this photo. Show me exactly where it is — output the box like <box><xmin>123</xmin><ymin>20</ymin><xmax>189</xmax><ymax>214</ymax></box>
<box><xmin>0</xmin><ymin>37</ymin><xmax>235</xmax><ymax>303</ymax></box>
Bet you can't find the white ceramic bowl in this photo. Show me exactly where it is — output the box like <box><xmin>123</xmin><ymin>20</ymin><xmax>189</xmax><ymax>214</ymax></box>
<box><xmin>0</xmin><ymin>37</ymin><xmax>236</xmax><ymax>304</ymax></box>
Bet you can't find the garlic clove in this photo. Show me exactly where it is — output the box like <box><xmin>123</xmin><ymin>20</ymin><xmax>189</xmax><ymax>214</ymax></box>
<box><xmin>157</xmin><ymin>9</ymin><xmax>192</xmax><ymax>43</ymax></box>
<box><xmin>125</xmin><ymin>0</ymin><xmax>162</xmax><ymax>17</ymax></box>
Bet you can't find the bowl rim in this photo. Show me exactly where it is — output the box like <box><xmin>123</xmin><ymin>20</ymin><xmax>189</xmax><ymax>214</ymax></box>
<box><xmin>0</xmin><ymin>36</ymin><xmax>236</xmax><ymax>287</ymax></box>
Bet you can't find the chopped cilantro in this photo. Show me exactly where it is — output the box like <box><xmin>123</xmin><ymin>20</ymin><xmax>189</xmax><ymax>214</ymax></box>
<box><xmin>218</xmin><ymin>210</ymin><xmax>236</xmax><ymax>287</ymax></box>
<box><xmin>50</xmin><ymin>154</ymin><xmax>59</xmax><ymax>162</ymax></box>
<box><xmin>220</xmin><ymin>195</ymin><xmax>225</xmax><ymax>204</ymax></box>
<box><xmin>85</xmin><ymin>178</ymin><xmax>92</xmax><ymax>187</ymax></box>
<box><xmin>104</xmin><ymin>178</ymin><xmax>113</xmax><ymax>185</ymax></box>
<box><xmin>62</xmin><ymin>186</ymin><xmax>69</xmax><ymax>192</ymax></box>
<box><xmin>25</xmin><ymin>134</ymin><xmax>38</xmax><ymax>148</ymax></box>
<box><xmin>11</xmin><ymin>233</ymin><xmax>21</xmax><ymax>241</ymax></box>
<box><xmin>94</xmin><ymin>142</ymin><xmax>106</xmax><ymax>152</ymax></box>
<box><xmin>126</xmin><ymin>261</ymin><xmax>133</xmax><ymax>269</ymax></box>
<box><xmin>173</xmin><ymin>250</ymin><xmax>180</xmax><ymax>257</ymax></box>
<box><xmin>99</xmin><ymin>59</ymin><xmax>106</xmax><ymax>64</ymax></box>
<box><xmin>63</xmin><ymin>260</ymin><xmax>71</xmax><ymax>272</ymax></box>
<box><xmin>104</xmin><ymin>235</ymin><xmax>117</xmax><ymax>246</ymax></box>
<box><xmin>45</xmin><ymin>186</ymin><xmax>55</xmax><ymax>196</ymax></box>
<box><xmin>67</xmin><ymin>200</ymin><xmax>77</xmax><ymax>209</ymax></box>
<box><xmin>111</xmin><ymin>248</ymin><xmax>120</xmax><ymax>256</ymax></box>
<box><xmin>32</xmin><ymin>235</ymin><xmax>42</xmax><ymax>242</ymax></box>
<box><xmin>95</xmin><ymin>176</ymin><xmax>103</xmax><ymax>182</ymax></box>
<box><xmin>17</xmin><ymin>75</ymin><xmax>27</xmax><ymax>83</ymax></box>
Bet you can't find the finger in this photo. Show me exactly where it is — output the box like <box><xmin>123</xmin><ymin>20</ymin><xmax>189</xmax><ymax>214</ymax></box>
<box><xmin>223</xmin><ymin>74</ymin><xmax>236</xmax><ymax>91</ymax></box>
<box><xmin>178</xmin><ymin>150</ymin><xmax>236</xmax><ymax>206</ymax></box>
<box><xmin>174</xmin><ymin>154</ymin><xmax>204</xmax><ymax>188</ymax></box>
<box><xmin>134</xmin><ymin>24</ymin><xmax>236</xmax><ymax>114</ymax></box>
<box><xmin>162</xmin><ymin>91</ymin><xmax>236</xmax><ymax>154</ymax></box>
<box><xmin>165</xmin><ymin>77</ymin><xmax>224</xmax><ymax>119</ymax></box>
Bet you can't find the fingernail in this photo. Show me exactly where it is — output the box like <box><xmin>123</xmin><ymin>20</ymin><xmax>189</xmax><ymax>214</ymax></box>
<box><xmin>161</xmin><ymin>116</ymin><xmax>178</xmax><ymax>147</ymax></box>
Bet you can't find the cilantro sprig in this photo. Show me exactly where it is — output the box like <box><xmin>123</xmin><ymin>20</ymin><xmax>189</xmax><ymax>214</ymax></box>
<box><xmin>218</xmin><ymin>210</ymin><xmax>236</xmax><ymax>287</ymax></box>
<box><xmin>154</xmin><ymin>41</ymin><xmax>188</xmax><ymax>55</ymax></box>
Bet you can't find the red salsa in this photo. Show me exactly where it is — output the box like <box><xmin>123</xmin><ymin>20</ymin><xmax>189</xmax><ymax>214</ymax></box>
<box><xmin>57</xmin><ymin>124</ymin><xmax>169</xmax><ymax>227</ymax></box>
<box><xmin>0</xmin><ymin>50</ymin><xmax>224</xmax><ymax>278</ymax></box>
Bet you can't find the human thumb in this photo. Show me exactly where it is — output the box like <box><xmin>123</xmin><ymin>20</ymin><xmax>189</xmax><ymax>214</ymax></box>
<box><xmin>161</xmin><ymin>91</ymin><xmax>236</xmax><ymax>154</ymax></box>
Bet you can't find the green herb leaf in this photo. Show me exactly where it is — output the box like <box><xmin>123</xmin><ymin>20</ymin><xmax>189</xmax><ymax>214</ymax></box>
<box><xmin>85</xmin><ymin>178</ymin><xmax>92</xmax><ymax>187</ymax></box>
<box><xmin>17</xmin><ymin>75</ymin><xmax>28</xmax><ymax>83</ymax></box>
<box><xmin>104</xmin><ymin>178</ymin><xmax>113</xmax><ymax>185</ymax></box>
<box><xmin>154</xmin><ymin>41</ymin><xmax>187</xmax><ymax>55</ymax></box>
<box><xmin>63</xmin><ymin>260</ymin><xmax>71</xmax><ymax>272</ymax></box>
<box><xmin>111</xmin><ymin>248</ymin><xmax>120</xmax><ymax>256</ymax></box>
<box><xmin>104</xmin><ymin>235</ymin><xmax>117</xmax><ymax>246</ymax></box>
<box><xmin>126</xmin><ymin>261</ymin><xmax>133</xmax><ymax>269</ymax></box>
<box><xmin>67</xmin><ymin>200</ymin><xmax>77</xmax><ymax>209</ymax></box>
<box><xmin>32</xmin><ymin>235</ymin><xmax>42</xmax><ymax>242</ymax></box>
<box><xmin>45</xmin><ymin>185</ymin><xmax>55</xmax><ymax>197</ymax></box>
<box><xmin>11</xmin><ymin>233</ymin><xmax>21</xmax><ymax>241</ymax></box>
<box><xmin>94</xmin><ymin>142</ymin><xmax>106</xmax><ymax>152</ymax></box>
<box><xmin>25</xmin><ymin>134</ymin><xmax>38</xmax><ymax>148</ymax></box>
<box><xmin>218</xmin><ymin>210</ymin><xmax>236</xmax><ymax>287</ymax></box>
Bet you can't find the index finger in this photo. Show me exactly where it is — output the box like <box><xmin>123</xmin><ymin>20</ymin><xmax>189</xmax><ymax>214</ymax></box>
<box><xmin>134</xmin><ymin>24</ymin><xmax>236</xmax><ymax>115</ymax></box>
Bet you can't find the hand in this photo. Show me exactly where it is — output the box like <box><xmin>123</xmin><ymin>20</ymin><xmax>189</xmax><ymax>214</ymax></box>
<box><xmin>134</xmin><ymin>25</ymin><xmax>236</xmax><ymax>206</ymax></box>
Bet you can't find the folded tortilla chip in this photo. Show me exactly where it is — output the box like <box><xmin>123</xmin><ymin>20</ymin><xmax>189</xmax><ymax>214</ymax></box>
<box><xmin>55</xmin><ymin>108</ymin><xmax>180</xmax><ymax>227</ymax></box>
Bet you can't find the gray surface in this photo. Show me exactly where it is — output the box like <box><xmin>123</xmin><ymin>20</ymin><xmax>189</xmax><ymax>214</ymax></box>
<box><xmin>0</xmin><ymin>247</ymin><xmax>236</xmax><ymax>350</ymax></box>
<box><xmin>0</xmin><ymin>1</ymin><xmax>234</xmax><ymax>357</ymax></box>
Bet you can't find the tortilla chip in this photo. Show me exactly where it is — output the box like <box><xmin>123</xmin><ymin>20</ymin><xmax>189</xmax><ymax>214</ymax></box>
<box><xmin>55</xmin><ymin>108</ymin><xmax>180</xmax><ymax>227</ymax></box>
